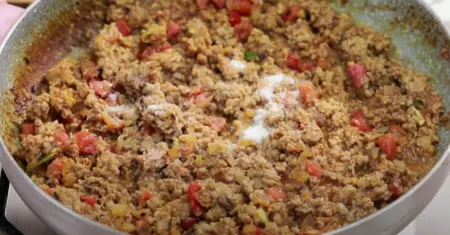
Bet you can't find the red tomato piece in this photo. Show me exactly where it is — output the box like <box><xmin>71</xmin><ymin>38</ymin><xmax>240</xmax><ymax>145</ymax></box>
<box><xmin>233</xmin><ymin>20</ymin><xmax>253</xmax><ymax>42</ymax></box>
<box><xmin>188</xmin><ymin>181</ymin><xmax>204</xmax><ymax>216</ymax></box>
<box><xmin>226</xmin><ymin>0</ymin><xmax>253</xmax><ymax>16</ymax></box>
<box><xmin>188</xmin><ymin>181</ymin><xmax>201</xmax><ymax>200</ymax></box>
<box><xmin>299</xmin><ymin>61</ymin><xmax>316</xmax><ymax>73</ymax></box>
<box><xmin>228</xmin><ymin>11</ymin><xmax>242</xmax><ymax>26</ymax></box>
<box><xmin>283</xmin><ymin>7</ymin><xmax>300</xmax><ymax>22</ymax></box>
<box><xmin>89</xmin><ymin>80</ymin><xmax>112</xmax><ymax>98</ymax></box>
<box><xmin>117</xmin><ymin>18</ymin><xmax>131</xmax><ymax>36</ymax></box>
<box><xmin>378</xmin><ymin>134</ymin><xmax>398</xmax><ymax>160</ymax></box>
<box><xmin>389</xmin><ymin>176</ymin><xmax>403</xmax><ymax>197</ymax></box>
<box><xmin>44</xmin><ymin>188</ymin><xmax>55</xmax><ymax>196</ymax></box>
<box><xmin>80</xmin><ymin>195</ymin><xmax>97</xmax><ymax>206</ymax></box>
<box><xmin>350</xmin><ymin>109</ymin><xmax>372</xmax><ymax>132</ymax></box>
<box><xmin>47</xmin><ymin>159</ymin><xmax>65</xmax><ymax>177</ymax></box>
<box><xmin>139</xmin><ymin>191</ymin><xmax>153</xmax><ymax>205</ymax></box>
<box><xmin>305</xmin><ymin>160</ymin><xmax>322</xmax><ymax>178</ymax></box>
<box><xmin>159</xmin><ymin>42</ymin><xmax>172</xmax><ymax>51</ymax></box>
<box><xmin>209</xmin><ymin>117</ymin><xmax>227</xmax><ymax>132</ymax></box>
<box><xmin>211</xmin><ymin>0</ymin><xmax>226</xmax><ymax>8</ymax></box>
<box><xmin>197</xmin><ymin>0</ymin><xmax>209</xmax><ymax>9</ymax></box>
<box><xmin>299</xmin><ymin>83</ymin><xmax>319</xmax><ymax>106</ymax></box>
<box><xmin>347</xmin><ymin>62</ymin><xmax>366</xmax><ymax>88</ymax></box>
<box><xmin>286</xmin><ymin>52</ymin><xmax>300</xmax><ymax>70</ymax></box>
<box><xmin>167</xmin><ymin>21</ymin><xmax>181</xmax><ymax>39</ymax></box>
<box><xmin>54</xmin><ymin>131</ymin><xmax>69</xmax><ymax>145</ymax></box>
<box><xmin>75</xmin><ymin>131</ymin><xmax>98</xmax><ymax>155</ymax></box>
<box><xmin>21</xmin><ymin>123</ymin><xmax>35</xmax><ymax>135</ymax></box>
<box><xmin>267</xmin><ymin>187</ymin><xmax>287</xmax><ymax>200</ymax></box>
<box><xmin>193</xmin><ymin>92</ymin><xmax>213</xmax><ymax>108</ymax></box>
<box><xmin>182</xmin><ymin>217</ymin><xmax>198</xmax><ymax>230</ymax></box>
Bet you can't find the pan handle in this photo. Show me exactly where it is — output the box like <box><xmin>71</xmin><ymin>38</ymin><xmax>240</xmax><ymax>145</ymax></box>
<box><xmin>6</xmin><ymin>0</ymin><xmax>33</xmax><ymax>5</ymax></box>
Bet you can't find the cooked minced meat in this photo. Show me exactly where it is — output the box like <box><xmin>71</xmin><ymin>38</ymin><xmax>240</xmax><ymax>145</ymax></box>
<box><xmin>9</xmin><ymin>0</ymin><xmax>443</xmax><ymax>234</ymax></box>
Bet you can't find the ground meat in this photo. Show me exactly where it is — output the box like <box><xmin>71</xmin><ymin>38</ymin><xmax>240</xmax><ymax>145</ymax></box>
<box><xmin>7</xmin><ymin>0</ymin><xmax>445</xmax><ymax>235</ymax></box>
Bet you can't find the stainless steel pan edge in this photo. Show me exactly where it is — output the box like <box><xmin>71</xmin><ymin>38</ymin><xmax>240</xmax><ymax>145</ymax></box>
<box><xmin>0</xmin><ymin>0</ymin><xmax>449</xmax><ymax>235</ymax></box>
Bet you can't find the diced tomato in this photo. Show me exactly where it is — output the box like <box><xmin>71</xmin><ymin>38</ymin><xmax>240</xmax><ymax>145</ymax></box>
<box><xmin>160</xmin><ymin>42</ymin><xmax>172</xmax><ymax>51</ymax></box>
<box><xmin>141</xmin><ymin>126</ymin><xmax>153</xmax><ymax>137</ymax></box>
<box><xmin>21</xmin><ymin>123</ymin><xmax>35</xmax><ymax>135</ymax></box>
<box><xmin>197</xmin><ymin>0</ymin><xmax>209</xmax><ymax>9</ymax></box>
<box><xmin>305</xmin><ymin>160</ymin><xmax>322</xmax><ymax>178</ymax></box>
<box><xmin>117</xmin><ymin>18</ymin><xmax>131</xmax><ymax>36</ymax></box>
<box><xmin>389</xmin><ymin>176</ymin><xmax>403</xmax><ymax>197</ymax></box>
<box><xmin>75</xmin><ymin>131</ymin><xmax>98</xmax><ymax>155</ymax></box>
<box><xmin>283</xmin><ymin>7</ymin><xmax>300</xmax><ymax>22</ymax></box>
<box><xmin>267</xmin><ymin>187</ymin><xmax>287</xmax><ymax>200</ymax></box>
<box><xmin>226</xmin><ymin>0</ymin><xmax>253</xmax><ymax>16</ymax></box>
<box><xmin>228</xmin><ymin>11</ymin><xmax>242</xmax><ymax>26</ymax></box>
<box><xmin>234</xmin><ymin>20</ymin><xmax>253</xmax><ymax>42</ymax></box>
<box><xmin>182</xmin><ymin>217</ymin><xmax>198</xmax><ymax>230</ymax></box>
<box><xmin>350</xmin><ymin>109</ymin><xmax>372</xmax><ymax>132</ymax></box>
<box><xmin>286</xmin><ymin>52</ymin><xmax>300</xmax><ymax>70</ymax></box>
<box><xmin>347</xmin><ymin>62</ymin><xmax>366</xmax><ymax>88</ymax></box>
<box><xmin>188</xmin><ymin>181</ymin><xmax>201</xmax><ymax>200</ymax></box>
<box><xmin>209</xmin><ymin>117</ymin><xmax>227</xmax><ymax>132</ymax></box>
<box><xmin>47</xmin><ymin>159</ymin><xmax>65</xmax><ymax>177</ymax></box>
<box><xmin>44</xmin><ymin>188</ymin><xmax>55</xmax><ymax>196</ymax></box>
<box><xmin>378</xmin><ymin>134</ymin><xmax>398</xmax><ymax>160</ymax></box>
<box><xmin>193</xmin><ymin>92</ymin><xmax>213</xmax><ymax>108</ymax></box>
<box><xmin>299</xmin><ymin>61</ymin><xmax>316</xmax><ymax>73</ymax></box>
<box><xmin>54</xmin><ymin>131</ymin><xmax>69</xmax><ymax>145</ymax></box>
<box><xmin>299</xmin><ymin>83</ymin><xmax>319</xmax><ymax>106</ymax></box>
<box><xmin>89</xmin><ymin>80</ymin><xmax>112</xmax><ymax>98</ymax></box>
<box><xmin>80</xmin><ymin>194</ymin><xmax>97</xmax><ymax>206</ymax></box>
<box><xmin>139</xmin><ymin>191</ymin><xmax>153</xmax><ymax>205</ymax></box>
<box><xmin>138</xmin><ymin>43</ymin><xmax>172</xmax><ymax>61</ymax></box>
<box><xmin>188</xmin><ymin>181</ymin><xmax>204</xmax><ymax>216</ymax></box>
<box><xmin>211</xmin><ymin>0</ymin><xmax>226</xmax><ymax>8</ymax></box>
<box><xmin>167</xmin><ymin>21</ymin><xmax>181</xmax><ymax>39</ymax></box>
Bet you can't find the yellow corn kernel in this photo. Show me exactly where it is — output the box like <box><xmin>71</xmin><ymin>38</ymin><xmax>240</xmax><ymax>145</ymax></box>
<box><xmin>195</xmin><ymin>155</ymin><xmax>203</xmax><ymax>166</ymax></box>
<box><xmin>298</xmin><ymin>9</ymin><xmax>306</xmax><ymax>19</ymax></box>
<box><xmin>245</xmin><ymin>110</ymin><xmax>256</xmax><ymax>119</ymax></box>
<box><xmin>232</xmin><ymin>120</ymin><xmax>244</xmax><ymax>136</ymax></box>
<box><xmin>238</xmin><ymin>139</ymin><xmax>256</xmax><ymax>147</ymax></box>
<box><xmin>417</xmin><ymin>135</ymin><xmax>434</xmax><ymax>153</ymax></box>
<box><xmin>300</xmin><ymin>149</ymin><xmax>314</xmax><ymax>160</ymax></box>
<box><xmin>167</xmin><ymin>148</ymin><xmax>180</xmax><ymax>159</ymax></box>
<box><xmin>290</xmin><ymin>168</ymin><xmax>309</xmax><ymax>183</ymax></box>
<box><xmin>242</xmin><ymin>225</ymin><xmax>259</xmax><ymax>234</ymax></box>
<box><xmin>276</xmin><ymin>3</ymin><xmax>287</xmax><ymax>15</ymax></box>
<box><xmin>179</xmin><ymin>134</ymin><xmax>197</xmax><ymax>143</ymax></box>
<box><xmin>256</xmin><ymin>194</ymin><xmax>272</xmax><ymax>207</ymax></box>
<box><xmin>208</xmin><ymin>143</ymin><xmax>226</xmax><ymax>154</ymax></box>
<box><xmin>110</xmin><ymin>204</ymin><xmax>128</xmax><ymax>217</ymax></box>
<box><xmin>235</xmin><ymin>172</ymin><xmax>246</xmax><ymax>183</ymax></box>
<box><xmin>256</xmin><ymin>208</ymin><xmax>269</xmax><ymax>224</ymax></box>
<box><xmin>120</xmin><ymin>222</ymin><xmax>136</xmax><ymax>233</ymax></box>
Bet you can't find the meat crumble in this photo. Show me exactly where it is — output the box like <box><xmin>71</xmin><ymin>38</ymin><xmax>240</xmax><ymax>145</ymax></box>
<box><xmin>7</xmin><ymin>0</ymin><xmax>444</xmax><ymax>234</ymax></box>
